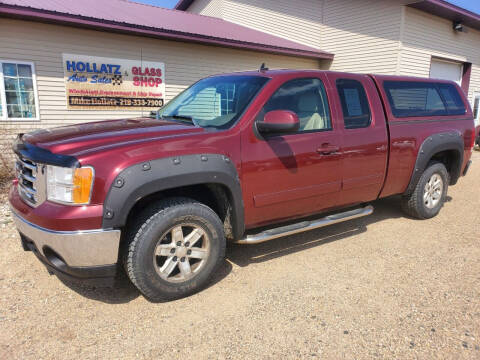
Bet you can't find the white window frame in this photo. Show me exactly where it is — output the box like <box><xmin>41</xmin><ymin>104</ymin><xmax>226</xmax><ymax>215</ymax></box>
<box><xmin>473</xmin><ymin>92</ymin><xmax>480</xmax><ymax>127</ymax></box>
<box><xmin>0</xmin><ymin>60</ymin><xmax>40</xmax><ymax>121</ymax></box>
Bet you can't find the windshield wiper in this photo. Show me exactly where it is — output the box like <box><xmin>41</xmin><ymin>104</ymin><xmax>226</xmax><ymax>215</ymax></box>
<box><xmin>161</xmin><ymin>115</ymin><xmax>197</xmax><ymax>126</ymax></box>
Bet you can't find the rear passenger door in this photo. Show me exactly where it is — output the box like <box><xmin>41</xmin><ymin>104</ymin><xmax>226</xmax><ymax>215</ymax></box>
<box><xmin>326</xmin><ymin>73</ymin><xmax>389</xmax><ymax>206</ymax></box>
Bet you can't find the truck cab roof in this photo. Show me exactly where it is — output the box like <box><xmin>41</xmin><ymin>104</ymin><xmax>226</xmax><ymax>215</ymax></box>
<box><xmin>210</xmin><ymin>68</ymin><xmax>462</xmax><ymax>87</ymax></box>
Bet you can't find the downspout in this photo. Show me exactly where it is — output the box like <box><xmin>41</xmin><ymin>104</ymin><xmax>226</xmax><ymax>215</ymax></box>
<box><xmin>396</xmin><ymin>5</ymin><xmax>406</xmax><ymax>75</ymax></box>
<box><xmin>319</xmin><ymin>0</ymin><xmax>329</xmax><ymax>69</ymax></box>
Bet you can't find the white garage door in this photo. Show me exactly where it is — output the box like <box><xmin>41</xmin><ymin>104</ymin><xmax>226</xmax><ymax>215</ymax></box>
<box><xmin>430</xmin><ymin>59</ymin><xmax>463</xmax><ymax>85</ymax></box>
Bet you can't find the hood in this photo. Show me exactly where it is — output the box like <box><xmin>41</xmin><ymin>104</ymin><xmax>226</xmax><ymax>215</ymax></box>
<box><xmin>23</xmin><ymin>117</ymin><xmax>207</xmax><ymax>156</ymax></box>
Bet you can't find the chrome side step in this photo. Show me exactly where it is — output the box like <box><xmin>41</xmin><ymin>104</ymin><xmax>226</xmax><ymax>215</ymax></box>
<box><xmin>235</xmin><ymin>205</ymin><xmax>374</xmax><ymax>245</ymax></box>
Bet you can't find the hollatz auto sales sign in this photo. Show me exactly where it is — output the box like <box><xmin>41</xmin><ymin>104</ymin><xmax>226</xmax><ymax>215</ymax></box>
<box><xmin>62</xmin><ymin>54</ymin><xmax>165</xmax><ymax>110</ymax></box>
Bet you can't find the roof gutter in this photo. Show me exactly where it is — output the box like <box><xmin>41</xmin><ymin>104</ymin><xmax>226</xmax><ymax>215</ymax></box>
<box><xmin>0</xmin><ymin>4</ymin><xmax>333</xmax><ymax>60</ymax></box>
<box><xmin>407</xmin><ymin>0</ymin><xmax>480</xmax><ymax>31</ymax></box>
<box><xmin>177</xmin><ymin>0</ymin><xmax>480</xmax><ymax>31</ymax></box>
<box><xmin>175</xmin><ymin>0</ymin><xmax>194</xmax><ymax>11</ymax></box>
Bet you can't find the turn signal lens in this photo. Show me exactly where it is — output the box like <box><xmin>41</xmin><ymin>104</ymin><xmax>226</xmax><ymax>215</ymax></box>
<box><xmin>73</xmin><ymin>167</ymin><xmax>94</xmax><ymax>204</ymax></box>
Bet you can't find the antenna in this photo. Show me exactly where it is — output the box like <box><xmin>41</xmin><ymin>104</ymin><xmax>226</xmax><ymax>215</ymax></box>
<box><xmin>259</xmin><ymin>63</ymin><xmax>269</xmax><ymax>72</ymax></box>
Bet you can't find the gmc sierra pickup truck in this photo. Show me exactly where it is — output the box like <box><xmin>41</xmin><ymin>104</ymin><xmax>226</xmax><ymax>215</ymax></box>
<box><xmin>10</xmin><ymin>69</ymin><xmax>475</xmax><ymax>301</ymax></box>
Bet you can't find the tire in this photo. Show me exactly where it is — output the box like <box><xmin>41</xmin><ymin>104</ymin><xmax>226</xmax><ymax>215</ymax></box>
<box><xmin>401</xmin><ymin>162</ymin><xmax>449</xmax><ymax>219</ymax></box>
<box><xmin>125</xmin><ymin>197</ymin><xmax>226</xmax><ymax>301</ymax></box>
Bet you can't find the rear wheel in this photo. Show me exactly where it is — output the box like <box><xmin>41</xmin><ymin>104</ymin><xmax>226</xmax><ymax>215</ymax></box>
<box><xmin>401</xmin><ymin>162</ymin><xmax>449</xmax><ymax>219</ymax></box>
<box><xmin>125</xmin><ymin>197</ymin><xmax>226</xmax><ymax>301</ymax></box>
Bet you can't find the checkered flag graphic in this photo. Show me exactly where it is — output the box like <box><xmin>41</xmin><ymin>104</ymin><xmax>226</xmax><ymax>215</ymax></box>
<box><xmin>111</xmin><ymin>75</ymin><xmax>123</xmax><ymax>86</ymax></box>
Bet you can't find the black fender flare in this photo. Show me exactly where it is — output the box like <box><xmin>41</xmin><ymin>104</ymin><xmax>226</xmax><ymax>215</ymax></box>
<box><xmin>404</xmin><ymin>131</ymin><xmax>464</xmax><ymax>195</ymax></box>
<box><xmin>102</xmin><ymin>154</ymin><xmax>245</xmax><ymax>239</ymax></box>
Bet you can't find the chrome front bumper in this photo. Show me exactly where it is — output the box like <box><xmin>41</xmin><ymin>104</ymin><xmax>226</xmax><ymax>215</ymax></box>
<box><xmin>11</xmin><ymin>211</ymin><xmax>121</xmax><ymax>267</ymax></box>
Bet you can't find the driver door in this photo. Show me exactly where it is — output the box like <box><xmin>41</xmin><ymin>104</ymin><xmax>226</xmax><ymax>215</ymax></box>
<box><xmin>241</xmin><ymin>76</ymin><xmax>343</xmax><ymax>228</ymax></box>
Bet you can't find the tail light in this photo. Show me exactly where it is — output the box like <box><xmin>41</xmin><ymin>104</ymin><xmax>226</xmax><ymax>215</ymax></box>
<box><xmin>469</xmin><ymin>128</ymin><xmax>475</xmax><ymax>150</ymax></box>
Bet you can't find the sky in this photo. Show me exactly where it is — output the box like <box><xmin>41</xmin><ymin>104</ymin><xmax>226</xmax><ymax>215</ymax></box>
<box><xmin>133</xmin><ymin>0</ymin><xmax>178</xmax><ymax>8</ymax></box>
<box><xmin>133</xmin><ymin>0</ymin><xmax>480</xmax><ymax>14</ymax></box>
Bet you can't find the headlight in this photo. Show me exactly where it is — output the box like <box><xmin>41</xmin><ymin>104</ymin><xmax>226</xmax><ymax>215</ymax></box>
<box><xmin>46</xmin><ymin>165</ymin><xmax>94</xmax><ymax>205</ymax></box>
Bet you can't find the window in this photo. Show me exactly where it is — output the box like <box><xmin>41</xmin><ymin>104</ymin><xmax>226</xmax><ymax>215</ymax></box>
<box><xmin>383</xmin><ymin>81</ymin><xmax>466</xmax><ymax>118</ymax></box>
<box><xmin>474</xmin><ymin>93</ymin><xmax>480</xmax><ymax>127</ymax></box>
<box><xmin>259</xmin><ymin>78</ymin><xmax>331</xmax><ymax>132</ymax></box>
<box><xmin>174</xmin><ymin>86</ymin><xmax>222</xmax><ymax>120</ymax></box>
<box><xmin>159</xmin><ymin>75</ymin><xmax>267</xmax><ymax>129</ymax></box>
<box><xmin>218</xmin><ymin>83</ymin><xmax>236</xmax><ymax>115</ymax></box>
<box><xmin>0</xmin><ymin>61</ymin><xmax>39</xmax><ymax>120</ymax></box>
<box><xmin>336</xmin><ymin>79</ymin><xmax>371</xmax><ymax>129</ymax></box>
<box><xmin>438</xmin><ymin>84</ymin><xmax>466</xmax><ymax>116</ymax></box>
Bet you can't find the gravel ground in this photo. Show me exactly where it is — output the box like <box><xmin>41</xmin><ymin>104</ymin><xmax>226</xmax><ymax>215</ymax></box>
<box><xmin>1</xmin><ymin>152</ymin><xmax>479</xmax><ymax>359</ymax></box>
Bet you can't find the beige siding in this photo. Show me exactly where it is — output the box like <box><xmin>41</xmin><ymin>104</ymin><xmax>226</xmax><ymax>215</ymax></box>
<box><xmin>187</xmin><ymin>0</ymin><xmax>480</xmax><ymax>106</ymax></box>
<box><xmin>321</xmin><ymin>0</ymin><xmax>401</xmax><ymax>74</ymax></box>
<box><xmin>399</xmin><ymin>7</ymin><xmax>480</xmax><ymax>106</ymax></box>
<box><xmin>221</xmin><ymin>0</ymin><xmax>323</xmax><ymax>50</ymax></box>
<box><xmin>187</xmin><ymin>0</ymin><xmax>403</xmax><ymax>74</ymax></box>
<box><xmin>0</xmin><ymin>18</ymin><xmax>319</xmax><ymax>160</ymax></box>
<box><xmin>187</xmin><ymin>0</ymin><xmax>322</xmax><ymax>49</ymax></box>
<box><xmin>187</xmin><ymin>0</ymin><xmax>224</xmax><ymax>17</ymax></box>
<box><xmin>0</xmin><ymin>18</ymin><xmax>319</xmax><ymax>133</ymax></box>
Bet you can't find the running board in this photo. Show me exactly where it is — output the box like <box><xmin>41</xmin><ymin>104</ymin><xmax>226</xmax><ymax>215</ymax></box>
<box><xmin>235</xmin><ymin>205</ymin><xmax>374</xmax><ymax>245</ymax></box>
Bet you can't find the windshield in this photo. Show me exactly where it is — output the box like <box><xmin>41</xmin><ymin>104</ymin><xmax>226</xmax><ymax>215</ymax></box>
<box><xmin>157</xmin><ymin>75</ymin><xmax>269</xmax><ymax>129</ymax></box>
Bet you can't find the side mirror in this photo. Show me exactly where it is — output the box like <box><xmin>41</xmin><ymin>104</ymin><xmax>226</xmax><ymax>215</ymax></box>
<box><xmin>256</xmin><ymin>110</ymin><xmax>300</xmax><ymax>134</ymax></box>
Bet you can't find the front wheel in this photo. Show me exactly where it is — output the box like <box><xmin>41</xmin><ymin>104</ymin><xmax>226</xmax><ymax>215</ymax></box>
<box><xmin>125</xmin><ymin>197</ymin><xmax>226</xmax><ymax>301</ymax></box>
<box><xmin>401</xmin><ymin>162</ymin><xmax>449</xmax><ymax>219</ymax></box>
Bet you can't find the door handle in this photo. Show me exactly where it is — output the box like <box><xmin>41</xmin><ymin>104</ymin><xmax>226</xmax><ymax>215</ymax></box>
<box><xmin>316</xmin><ymin>144</ymin><xmax>339</xmax><ymax>155</ymax></box>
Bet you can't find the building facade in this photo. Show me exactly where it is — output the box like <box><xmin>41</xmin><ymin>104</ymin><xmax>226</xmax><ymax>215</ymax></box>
<box><xmin>179</xmin><ymin>0</ymin><xmax>480</xmax><ymax>114</ymax></box>
<box><xmin>0</xmin><ymin>0</ymin><xmax>479</xmax><ymax>151</ymax></box>
<box><xmin>0</xmin><ymin>18</ymin><xmax>321</xmax><ymax>133</ymax></box>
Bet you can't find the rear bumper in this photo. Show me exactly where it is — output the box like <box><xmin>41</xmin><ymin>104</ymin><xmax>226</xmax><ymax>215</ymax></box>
<box><xmin>12</xmin><ymin>210</ymin><xmax>121</xmax><ymax>280</ymax></box>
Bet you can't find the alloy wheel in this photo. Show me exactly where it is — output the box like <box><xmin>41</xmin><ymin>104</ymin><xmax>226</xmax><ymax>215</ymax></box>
<box><xmin>423</xmin><ymin>173</ymin><xmax>443</xmax><ymax>209</ymax></box>
<box><xmin>153</xmin><ymin>223</ymin><xmax>210</xmax><ymax>283</ymax></box>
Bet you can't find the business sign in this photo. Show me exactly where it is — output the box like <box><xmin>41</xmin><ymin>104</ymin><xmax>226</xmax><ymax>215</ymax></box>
<box><xmin>62</xmin><ymin>54</ymin><xmax>165</xmax><ymax>110</ymax></box>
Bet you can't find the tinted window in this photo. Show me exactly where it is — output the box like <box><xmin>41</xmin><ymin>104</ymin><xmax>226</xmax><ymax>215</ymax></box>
<box><xmin>383</xmin><ymin>81</ymin><xmax>466</xmax><ymax>118</ymax></box>
<box><xmin>336</xmin><ymin>79</ymin><xmax>371</xmax><ymax>129</ymax></box>
<box><xmin>438</xmin><ymin>84</ymin><xmax>466</xmax><ymax>115</ymax></box>
<box><xmin>260</xmin><ymin>78</ymin><xmax>331</xmax><ymax>132</ymax></box>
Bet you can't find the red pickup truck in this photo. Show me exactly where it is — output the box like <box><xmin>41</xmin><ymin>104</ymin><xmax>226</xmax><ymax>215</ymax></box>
<box><xmin>10</xmin><ymin>69</ymin><xmax>475</xmax><ymax>301</ymax></box>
